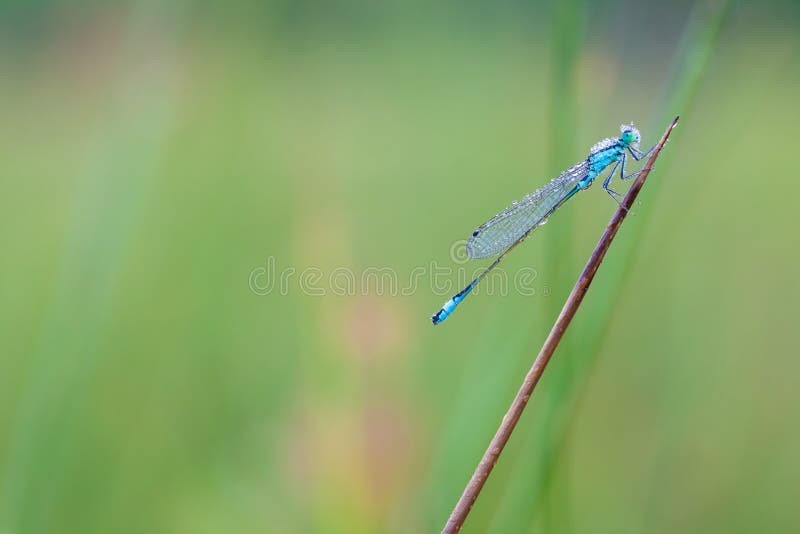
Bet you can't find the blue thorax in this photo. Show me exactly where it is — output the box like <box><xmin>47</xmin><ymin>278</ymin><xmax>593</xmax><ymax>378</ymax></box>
<box><xmin>579</xmin><ymin>138</ymin><xmax>627</xmax><ymax>189</ymax></box>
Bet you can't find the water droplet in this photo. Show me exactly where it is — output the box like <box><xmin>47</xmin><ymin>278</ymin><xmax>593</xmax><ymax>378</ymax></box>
<box><xmin>538</xmin><ymin>218</ymin><xmax>549</xmax><ymax>226</ymax></box>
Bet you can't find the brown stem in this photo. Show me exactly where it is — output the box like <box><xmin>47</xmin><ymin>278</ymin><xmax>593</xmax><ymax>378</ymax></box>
<box><xmin>442</xmin><ymin>116</ymin><xmax>680</xmax><ymax>534</ymax></box>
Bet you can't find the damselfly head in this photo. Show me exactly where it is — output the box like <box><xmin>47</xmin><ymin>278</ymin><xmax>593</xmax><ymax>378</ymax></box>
<box><xmin>620</xmin><ymin>123</ymin><xmax>641</xmax><ymax>149</ymax></box>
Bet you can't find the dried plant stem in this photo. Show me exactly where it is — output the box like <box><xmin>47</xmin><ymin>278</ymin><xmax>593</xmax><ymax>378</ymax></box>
<box><xmin>442</xmin><ymin>116</ymin><xmax>680</xmax><ymax>534</ymax></box>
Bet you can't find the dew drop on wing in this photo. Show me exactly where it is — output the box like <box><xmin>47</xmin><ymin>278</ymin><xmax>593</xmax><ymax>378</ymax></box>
<box><xmin>538</xmin><ymin>217</ymin><xmax>549</xmax><ymax>227</ymax></box>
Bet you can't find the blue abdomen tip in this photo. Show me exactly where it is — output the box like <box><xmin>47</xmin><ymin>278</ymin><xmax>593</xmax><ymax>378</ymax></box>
<box><xmin>431</xmin><ymin>282</ymin><xmax>476</xmax><ymax>326</ymax></box>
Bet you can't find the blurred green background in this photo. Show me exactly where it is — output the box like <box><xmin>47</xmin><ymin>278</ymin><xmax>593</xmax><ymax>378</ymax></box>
<box><xmin>2</xmin><ymin>0</ymin><xmax>799</xmax><ymax>532</ymax></box>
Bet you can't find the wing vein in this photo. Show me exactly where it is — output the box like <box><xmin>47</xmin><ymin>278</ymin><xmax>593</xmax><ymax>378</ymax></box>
<box><xmin>466</xmin><ymin>160</ymin><xmax>589</xmax><ymax>259</ymax></box>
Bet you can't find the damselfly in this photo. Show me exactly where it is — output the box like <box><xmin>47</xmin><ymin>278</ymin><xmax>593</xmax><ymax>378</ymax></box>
<box><xmin>431</xmin><ymin>123</ymin><xmax>653</xmax><ymax>325</ymax></box>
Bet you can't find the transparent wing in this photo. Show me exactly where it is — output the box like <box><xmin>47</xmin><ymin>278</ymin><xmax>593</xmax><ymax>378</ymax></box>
<box><xmin>466</xmin><ymin>160</ymin><xmax>589</xmax><ymax>259</ymax></box>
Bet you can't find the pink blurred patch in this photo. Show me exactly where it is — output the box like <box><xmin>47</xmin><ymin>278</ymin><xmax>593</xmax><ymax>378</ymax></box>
<box><xmin>361</xmin><ymin>400</ymin><xmax>417</xmax><ymax>513</ymax></box>
<box><xmin>339</xmin><ymin>296</ymin><xmax>409</xmax><ymax>363</ymax></box>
